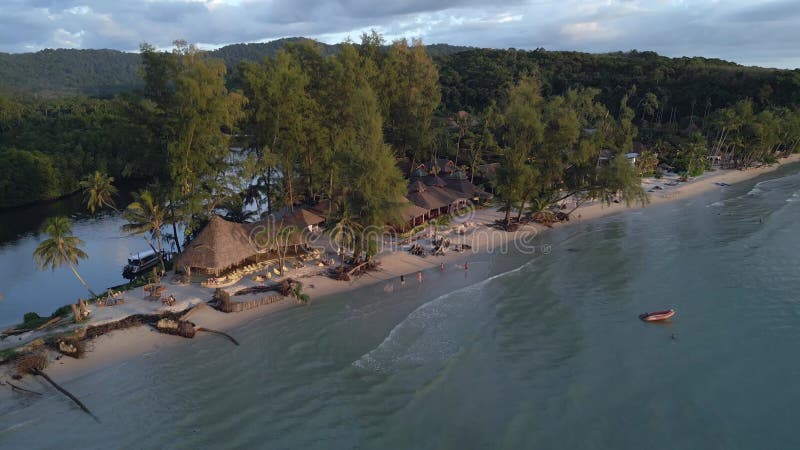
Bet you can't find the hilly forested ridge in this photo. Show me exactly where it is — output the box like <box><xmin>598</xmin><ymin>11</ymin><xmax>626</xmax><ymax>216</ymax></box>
<box><xmin>1</xmin><ymin>36</ymin><xmax>799</xmax><ymax>211</ymax></box>
<box><xmin>0</xmin><ymin>38</ymin><xmax>472</xmax><ymax>98</ymax></box>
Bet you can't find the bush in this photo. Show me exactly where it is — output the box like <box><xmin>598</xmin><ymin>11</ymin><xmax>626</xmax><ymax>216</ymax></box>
<box><xmin>23</xmin><ymin>312</ymin><xmax>41</xmax><ymax>323</ymax></box>
<box><xmin>18</xmin><ymin>312</ymin><xmax>49</xmax><ymax>330</ymax></box>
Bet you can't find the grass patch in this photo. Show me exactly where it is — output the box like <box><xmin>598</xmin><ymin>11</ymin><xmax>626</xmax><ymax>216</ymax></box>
<box><xmin>0</xmin><ymin>348</ymin><xmax>20</xmax><ymax>363</ymax></box>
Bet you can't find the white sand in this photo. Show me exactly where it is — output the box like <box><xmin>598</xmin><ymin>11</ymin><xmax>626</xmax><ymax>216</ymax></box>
<box><xmin>2</xmin><ymin>154</ymin><xmax>798</xmax><ymax>395</ymax></box>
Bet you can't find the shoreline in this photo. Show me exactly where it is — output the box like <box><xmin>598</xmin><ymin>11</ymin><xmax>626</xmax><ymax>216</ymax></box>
<box><xmin>3</xmin><ymin>154</ymin><xmax>799</xmax><ymax>394</ymax></box>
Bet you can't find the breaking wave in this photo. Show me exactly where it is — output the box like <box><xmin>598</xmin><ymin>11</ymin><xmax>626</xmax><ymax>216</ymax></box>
<box><xmin>353</xmin><ymin>260</ymin><xmax>534</xmax><ymax>372</ymax></box>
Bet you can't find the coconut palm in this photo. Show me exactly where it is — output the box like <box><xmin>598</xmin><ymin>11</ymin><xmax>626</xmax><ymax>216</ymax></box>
<box><xmin>34</xmin><ymin>216</ymin><xmax>97</xmax><ymax>298</ymax></box>
<box><xmin>220</xmin><ymin>194</ymin><xmax>259</xmax><ymax>223</ymax></box>
<box><xmin>328</xmin><ymin>203</ymin><xmax>363</xmax><ymax>271</ymax></box>
<box><xmin>527</xmin><ymin>198</ymin><xmax>556</xmax><ymax>224</ymax></box>
<box><xmin>122</xmin><ymin>190</ymin><xmax>166</xmax><ymax>270</ymax></box>
<box><xmin>79</xmin><ymin>171</ymin><xmax>119</xmax><ymax>215</ymax></box>
<box><xmin>253</xmin><ymin>219</ymin><xmax>299</xmax><ymax>276</ymax></box>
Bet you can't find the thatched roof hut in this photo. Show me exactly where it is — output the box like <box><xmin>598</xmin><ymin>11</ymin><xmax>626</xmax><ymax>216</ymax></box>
<box><xmin>396</xmin><ymin>195</ymin><xmax>428</xmax><ymax>230</ymax></box>
<box><xmin>309</xmin><ymin>200</ymin><xmax>339</xmax><ymax>220</ymax></box>
<box><xmin>174</xmin><ymin>216</ymin><xmax>259</xmax><ymax>276</ymax></box>
<box><xmin>447</xmin><ymin>171</ymin><xmax>493</xmax><ymax>200</ymax></box>
<box><xmin>281</xmin><ymin>208</ymin><xmax>325</xmax><ymax>229</ymax></box>
<box><xmin>423</xmin><ymin>174</ymin><xmax>449</xmax><ymax>188</ymax></box>
<box><xmin>407</xmin><ymin>182</ymin><xmax>449</xmax><ymax>211</ymax></box>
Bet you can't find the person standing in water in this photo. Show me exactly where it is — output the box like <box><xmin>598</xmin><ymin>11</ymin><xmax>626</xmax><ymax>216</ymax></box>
<box><xmin>464</xmin><ymin>261</ymin><xmax>469</xmax><ymax>271</ymax></box>
<box><xmin>440</xmin><ymin>262</ymin><xmax>445</xmax><ymax>271</ymax></box>
<box><xmin>400</xmin><ymin>274</ymin><xmax>405</xmax><ymax>286</ymax></box>
<box><xmin>417</xmin><ymin>271</ymin><xmax>423</xmax><ymax>284</ymax></box>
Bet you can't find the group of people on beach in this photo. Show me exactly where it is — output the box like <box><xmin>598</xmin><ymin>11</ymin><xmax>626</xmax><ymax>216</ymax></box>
<box><xmin>386</xmin><ymin>260</ymin><xmax>469</xmax><ymax>293</ymax></box>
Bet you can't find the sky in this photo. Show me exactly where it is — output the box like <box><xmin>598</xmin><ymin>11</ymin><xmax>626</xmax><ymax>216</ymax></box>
<box><xmin>1</xmin><ymin>0</ymin><xmax>798</xmax><ymax>69</ymax></box>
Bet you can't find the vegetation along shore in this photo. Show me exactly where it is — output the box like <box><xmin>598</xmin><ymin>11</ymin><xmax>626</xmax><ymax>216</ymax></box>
<box><xmin>1</xmin><ymin>33</ymin><xmax>799</xmax><ymax>415</ymax></box>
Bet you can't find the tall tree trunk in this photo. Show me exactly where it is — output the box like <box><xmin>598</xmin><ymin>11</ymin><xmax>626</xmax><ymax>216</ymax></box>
<box><xmin>171</xmin><ymin>221</ymin><xmax>182</xmax><ymax>253</ymax></box>
<box><xmin>182</xmin><ymin>123</ymin><xmax>197</xmax><ymax>195</ymax></box>
<box><xmin>504</xmin><ymin>201</ymin><xmax>512</xmax><ymax>226</ymax></box>
<box><xmin>68</xmin><ymin>263</ymin><xmax>97</xmax><ymax>298</ymax></box>
<box><xmin>266</xmin><ymin>167</ymin><xmax>274</xmax><ymax>216</ymax></box>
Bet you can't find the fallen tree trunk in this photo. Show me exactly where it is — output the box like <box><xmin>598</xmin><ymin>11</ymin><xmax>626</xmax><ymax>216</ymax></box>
<box><xmin>4</xmin><ymin>380</ymin><xmax>42</xmax><ymax>396</ymax></box>
<box><xmin>196</xmin><ymin>328</ymin><xmax>240</xmax><ymax>346</ymax></box>
<box><xmin>35</xmin><ymin>316</ymin><xmax>63</xmax><ymax>331</ymax></box>
<box><xmin>32</xmin><ymin>368</ymin><xmax>100</xmax><ymax>423</ymax></box>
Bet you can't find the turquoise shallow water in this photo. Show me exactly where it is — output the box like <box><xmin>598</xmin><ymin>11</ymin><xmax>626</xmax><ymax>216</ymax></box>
<box><xmin>2</xmin><ymin>164</ymin><xmax>800</xmax><ymax>449</ymax></box>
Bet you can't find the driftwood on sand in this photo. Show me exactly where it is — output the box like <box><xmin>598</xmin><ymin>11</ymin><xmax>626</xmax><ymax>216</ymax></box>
<box><xmin>330</xmin><ymin>261</ymin><xmax>380</xmax><ymax>281</ymax></box>
<box><xmin>15</xmin><ymin>353</ymin><xmax>99</xmax><ymax>423</ymax></box>
<box><xmin>4</xmin><ymin>380</ymin><xmax>42</xmax><ymax>396</ymax></box>
<box><xmin>196</xmin><ymin>328</ymin><xmax>240</xmax><ymax>346</ymax></box>
<box><xmin>211</xmin><ymin>286</ymin><xmax>285</xmax><ymax>313</ymax></box>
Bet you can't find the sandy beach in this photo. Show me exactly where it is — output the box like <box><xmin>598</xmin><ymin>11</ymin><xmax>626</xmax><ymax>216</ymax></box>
<box><xmin>2</xmin><ymin>153</ymin><xmax>799</xmax><ymax>396</ymax></box>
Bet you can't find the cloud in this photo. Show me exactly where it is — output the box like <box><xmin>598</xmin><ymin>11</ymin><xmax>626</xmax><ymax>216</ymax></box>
<box><xmin>0</xmin><ymin>0</ymin><xmax>797</xmax><ymax>68</ymax></box>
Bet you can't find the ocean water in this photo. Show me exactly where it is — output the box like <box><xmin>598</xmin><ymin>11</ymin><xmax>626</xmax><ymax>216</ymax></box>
<box><xmin>2</xmin><ymin>164</ymin><xmax>800</xmax><ymax>449</ymax></box>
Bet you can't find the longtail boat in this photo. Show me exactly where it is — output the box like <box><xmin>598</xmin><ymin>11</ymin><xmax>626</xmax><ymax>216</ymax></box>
<box><xmin>639</xmin><ymin>309</ymin><xmax>675</xmax><ymax>322</ymax></box>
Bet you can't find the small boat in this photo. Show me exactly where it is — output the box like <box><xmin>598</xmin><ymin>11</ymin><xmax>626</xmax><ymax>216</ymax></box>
<box><xmin>639</xmin><ymin>309</ymin><xmax>675</xmax><ymax>322</ymax></box>
<box><xmin>123</xmin><ymin>249</ymin><xmax>165</xmax><ymax>279</ymax></box>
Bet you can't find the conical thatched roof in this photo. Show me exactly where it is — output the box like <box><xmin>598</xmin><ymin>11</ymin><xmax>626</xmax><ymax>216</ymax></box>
<box><xmin>174</xmin><ymin>216</ymin><xmax>259</xmax><ymax>274</ymax></box>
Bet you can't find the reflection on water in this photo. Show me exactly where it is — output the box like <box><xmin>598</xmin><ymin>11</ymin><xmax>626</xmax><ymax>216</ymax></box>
<box><xmin>0</xmin><ymin>188</ymin><xmax>149</xmax><ymax>327</ymax></box>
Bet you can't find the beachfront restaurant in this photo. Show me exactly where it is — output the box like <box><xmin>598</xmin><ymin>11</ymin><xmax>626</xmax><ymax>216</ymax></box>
<box><xmin>174</xmin><ymin>215</ymin><xmax>309</xmax><ymax>277</ymax></box>
<box><xmin>406</xmin><ymin>179</ymin><xmax>470</xmax><ymax>218</ymax></box>
<box><xmin>397</xmin><ymin>196</ymin><xmax>429</xmax><ymax>232</ymax></box>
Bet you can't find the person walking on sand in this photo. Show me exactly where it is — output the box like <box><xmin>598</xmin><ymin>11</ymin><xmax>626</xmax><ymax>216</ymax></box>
<box><xmin>417</xmin><ymin>271</ymin><xmax>423</xmax><ymax>284</ymax></box>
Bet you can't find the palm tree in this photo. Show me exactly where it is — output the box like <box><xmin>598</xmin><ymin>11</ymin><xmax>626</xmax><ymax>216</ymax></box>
<box><xmin>220</xmin><ymin>194</ymin><xmax>258</xmax><ymax>223</ymax></box>
<box><xmin>34</xmin><ymin>216</ymin><xmax>97</xmax><ymax>298</ymax></box>
<box><xmin>328</xmin><ymin>203</ymin><xmax>363</xmax><ymax>271</ymax></box>
<box><xmin>527</xmin><ymin>198</ymin><xmax>556</xmax><ymax>224</ymax></box>
<box><xmin>122</xmin><ymin>190</ymin><xmax>166</xmax><ymax>270</ymax></box>
<box><xmin>79</xmin><ymin>171</ymin><xmax>119</xmax><ymax>215</ymax></box>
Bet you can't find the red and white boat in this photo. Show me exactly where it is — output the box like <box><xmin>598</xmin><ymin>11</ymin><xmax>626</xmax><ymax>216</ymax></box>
<box><xmin>639</xmin><ymin>309</ymin><xmax>675</xmax><ymax>322</ymax></box>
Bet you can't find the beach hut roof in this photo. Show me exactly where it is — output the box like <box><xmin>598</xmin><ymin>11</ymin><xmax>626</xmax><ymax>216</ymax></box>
<box><xmin>429</xmin><ymin>186</ymin><xmax>465</xmax><ymax>204</ymax></box>
<box><xmin>396</xmin><ymin>195</ymin><xmax>429</xmax><ymax>222</ymax></box>
<box><xmin>448</xmin><ymin>170</ymin><xmax>468</xmax><ymax>180</ymax></box>
<box><xmin>407</xmin><ymin>189</ymin><xmax>448</xmax><ymax>210</ymax></box>
<box><xmin>447</xmin><ymin>178</ymin><xmax>472</xmax><ymax>194</ymax></box>
<box><xmin>424</xmin><ymin>174</ymin><xmax>448</xmax><ymax>188</ymax></box>
<box><xmin>174</xmin><ymin>216</ymin><xmax>259</xmax><ymax>274</ymax></box>
<box><xmin>409</xmin><ymin>180</ymin><xmax>428</xmax><ymax>193</ymax></box>
<box><xmin>309</xmin><ymin>200</ymin><xmax>339</xmax><ymax>219</ymax></box>
<box><xmin>281</xmin><ymin>208</ymin><xmax>325</xmax><ymax>228</ymax></box>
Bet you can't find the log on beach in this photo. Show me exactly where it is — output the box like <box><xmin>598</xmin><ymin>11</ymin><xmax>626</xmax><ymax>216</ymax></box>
<box><xmin>15</xmin><ymin>353</ymin><xmax>99</xmax><ymax>422</ymax></box>
<box><xmin>4</xmin><ymin>380</ymin><xmax>42</xmax><ymax>396</ymax></box>
<box><xmin>196</xmin><ymin>327</ymin><xmax>240</xmax><ymax>346</ymax></box>
<box><xmin>32</xmin><ymin>368</ymin><xmax>100</xmax><ymax>423</ymax></box>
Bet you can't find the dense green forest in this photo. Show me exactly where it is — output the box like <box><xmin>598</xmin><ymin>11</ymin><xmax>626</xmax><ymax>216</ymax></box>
<box><xmin>1</xmin><ymin>36</ymin><xmax>799</xmax><ymax>216</ymax></box>
<box><xmin>0</xmin><ymin>37</ymin><xmax>471</xmax><ymax>98</ymax></box>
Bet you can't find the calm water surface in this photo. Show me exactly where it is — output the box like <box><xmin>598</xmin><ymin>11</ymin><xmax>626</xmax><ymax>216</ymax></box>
<box><xmin>0</xmin><ymin>189</ymin><xmax>166</xmax><ymax>328</ymax></box>
<box><xmin>1</xmin><ymin>164</ymin><xmax>800</xmax><ymax>449</ymax></box>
